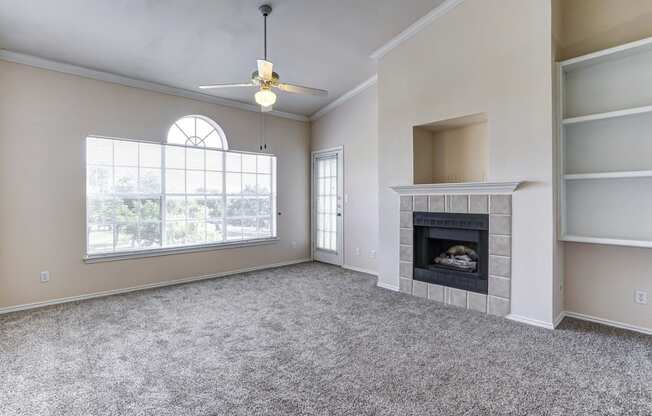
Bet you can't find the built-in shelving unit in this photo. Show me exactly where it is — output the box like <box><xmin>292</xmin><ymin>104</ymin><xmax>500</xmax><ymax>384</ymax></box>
<box><xmin>558</xmin><ymin>36</ymin><xmax>652</xmax><ymax>248</ymax></box>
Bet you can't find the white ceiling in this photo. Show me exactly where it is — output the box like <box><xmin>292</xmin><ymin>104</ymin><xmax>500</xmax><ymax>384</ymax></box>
<box><xmin>0</xmin><ymin>0</ymin><xmax>444</xmax><ymax>116</ymax></box>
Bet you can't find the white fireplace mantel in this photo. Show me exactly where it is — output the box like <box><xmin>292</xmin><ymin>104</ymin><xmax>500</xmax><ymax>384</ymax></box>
<box><xmin>390</xmin><ymin>181</ymin><xmax>522</xmax><ymax>195</ymax></box>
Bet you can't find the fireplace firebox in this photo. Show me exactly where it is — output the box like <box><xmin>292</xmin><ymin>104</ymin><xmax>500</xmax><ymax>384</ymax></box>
<box><xmin>413</xmin><ymin>212</ymin><xmax>489</xmax><ymax>294</ymax></box>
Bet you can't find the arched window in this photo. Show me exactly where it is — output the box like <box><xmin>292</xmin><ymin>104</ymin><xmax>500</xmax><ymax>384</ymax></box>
<box><xmin>167</xmin><ymin>115</ymin><xmax>228</xmax><ymax>149</ymax></box>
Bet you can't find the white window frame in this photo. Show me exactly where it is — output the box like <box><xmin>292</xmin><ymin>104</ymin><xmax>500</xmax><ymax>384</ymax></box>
<box><xmin>83</xmin><ymin>122</ymin><xmax>278</xmax><ymax>263</ymax></box>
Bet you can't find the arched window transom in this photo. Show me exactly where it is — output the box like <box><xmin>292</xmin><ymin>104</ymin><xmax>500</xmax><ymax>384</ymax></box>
<box><xmin>167</xmin><ymin>115</ymin><xmax>228</xmax><ymax>149</ymax></box>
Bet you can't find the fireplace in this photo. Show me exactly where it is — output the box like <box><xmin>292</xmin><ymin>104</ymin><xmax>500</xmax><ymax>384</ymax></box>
<box><xmin>413</xmin><ymin>211</ymin><xmax>489</xmax><ymax>294</ymax></box>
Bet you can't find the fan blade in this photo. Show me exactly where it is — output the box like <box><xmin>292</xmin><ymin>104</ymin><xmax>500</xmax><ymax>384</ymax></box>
<box><xmin>257</xmin><ymin>60</ymin><xmax>274</xmax><ymax>81</ymax></box>
<box><xmin>199</xmin><ymin>82</ymin><xmax>254</xmax><ymax>90</ymax></box>
<box><xmin>275</xmin><ymin>82</ymin><xmax>328</xmax><ymax>97</ymax></box>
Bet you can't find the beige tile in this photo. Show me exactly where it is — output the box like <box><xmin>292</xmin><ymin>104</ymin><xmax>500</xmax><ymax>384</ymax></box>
<box><xmin>469</xmin><ymin>195</ymin><xmax>488</xmax><ymax>214</ymax></box>
<box><xmin>490</xmin><ymin>195</ymin><xmax>511</xmax><ymax>215</ymax></box>
<box><xmin>428</xmin><ymin>195</ymin><xmax>445</xmax><ymax>212</ymax></box>
<box><xmin>488</xmin><ymin>295</ymin><xmax>510</xmax><ymax>316</ymax></box>
<box><xmin>400</xmin><ymin>245</ymin><xmax>413</xmax><ymax>262</ymax></box>
<box><xmin>412</xmin><ymin>280</ymin><xmax>428</xmax><ymax>298</ymax></box>
<box><xmin>489</xmin><ymin>235</ymin><xmax>511</xmax><ymax>256</ymax></box>
<box><xmin>447</xmin><ymin>195</ymin><xmax>469</xmax><ymax>213</ymax></box>
<box><xmin>489</xmin><ymin>276</ymin><xmax>511</xmax><ymax>298</ymax></box>
<box><xmin>400</xmin><ymin>228</ymin><xmax>412</xmax><ymax>245</ymax></box>
<box><xmin>399</xmin><ymin>262</ymin><xmax>413</xmax><ymax>279</ymax></box>
<box><xmin>428</xmin><ymin>283</ymin><xmax>445</xmax><ymax>302</ymax></box>
<box><xmin>489</xmin><ymin>215</ymin><xmax>511</xmax><ymax>235</ymax></box>
<box><xmin>399</xmin><ymin>278</ymin><xmax>412</xmax><ymax>294</ymax></box>
<box><xmin>468</xmin><ymin>292</ymin><xmax>487</xmax><ymax>313</ymax></box>
<box><xmin>400</xmin><ymin>196</ymin><xmax>413</xmax><ymax>212</ymax></box>
<box><xmin>446</xmin><ymin>287</ymin><xmax>468</xmax><ymax>308</ymax></box>
<box><xmin>400</xmin><ymin>212</ymin><xmax>413</xmax><ymax>229</ymax></box>
<box><xmin>489</xmin><ymin>255</ymin><xmax>511</xmax><ymax>278</ymax></box>
<box><xmin>413</xmin><ymin>196</ymin><xmax>428</xmax><ymax>212</ymax></box>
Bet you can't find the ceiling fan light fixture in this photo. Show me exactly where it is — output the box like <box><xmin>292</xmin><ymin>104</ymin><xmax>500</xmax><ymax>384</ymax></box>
<box><xmin>255</xmin><ymin>87</ymin><xmax>277</xmax><ymax>107</ymax></box>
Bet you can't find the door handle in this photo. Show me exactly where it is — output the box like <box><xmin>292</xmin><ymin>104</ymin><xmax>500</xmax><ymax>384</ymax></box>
<box><xmin>337</xmin><ymin>213</ymin><xmax>342</xmax><ymax>217</ymax></box>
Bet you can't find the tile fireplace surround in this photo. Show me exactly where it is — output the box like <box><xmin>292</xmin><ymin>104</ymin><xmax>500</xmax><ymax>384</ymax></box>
<box><xmin>391</xmin><ymin>182</ymin><xmax>521</xmax><ymax>317</ymax></box>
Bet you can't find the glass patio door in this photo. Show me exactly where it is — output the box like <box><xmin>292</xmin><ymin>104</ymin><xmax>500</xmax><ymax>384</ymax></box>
<box><xmin>312</xmin><ymin>148</ymin><xmax>343</xmax><ymax>265</ymax></box>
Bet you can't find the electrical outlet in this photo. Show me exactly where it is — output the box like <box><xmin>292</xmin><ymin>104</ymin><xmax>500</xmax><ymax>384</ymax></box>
<box><xmin>635</xmin><ymin>290</ymin><xmax>648</xmax><ymax>305</ymax></box>
<box><xmin>370</xmin><ymin>250</ymin><xmax>376</xmax><ymax>259</ymax></box>
<box><xmin>40</xmin><ymin>271</ymin><xmax>50</xmax><ymax>283</ymax></box>
<box><xmin>355</xmin><ymin>247</ymin><xmax>361</xmax><ymax>256</ymax></box>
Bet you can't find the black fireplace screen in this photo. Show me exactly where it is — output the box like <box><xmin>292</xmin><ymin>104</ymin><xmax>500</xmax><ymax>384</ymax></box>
<box><xmin>413</xmin><ymin>211</ymin><xmax>489</xmax><ymax>294</ymax></box>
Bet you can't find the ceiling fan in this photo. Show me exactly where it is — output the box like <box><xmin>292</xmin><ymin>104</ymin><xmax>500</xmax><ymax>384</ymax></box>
<box><xmin>199</xmin><ymin>4</ymin><xmax>328</xmax><ymax>112</ymax></box>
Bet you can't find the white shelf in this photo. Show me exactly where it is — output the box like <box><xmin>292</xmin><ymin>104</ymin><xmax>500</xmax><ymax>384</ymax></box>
<box><xmin>562</xmin><ymin>104</ymin><xmax>652</xmax><ymax>125</ymax></box>
<box><xmin>561</xmin><ymin>235</ymin><xmax>652</xmax><ymax>248</ymax></box>
<box><xmin>561</xmin><ymin>35</ymin><xmax>652</xmax><ymax>71</ymax></box>
<box><xmin>564</xmin><ymin>170</ymin><xmax>652</xmax><ymax>180</ymax></box>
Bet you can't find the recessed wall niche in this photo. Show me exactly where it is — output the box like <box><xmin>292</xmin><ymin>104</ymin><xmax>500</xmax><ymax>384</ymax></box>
<box><xmin>413</xmin><ymin>113</ymin><xmax>488</xmax><ymax>184</ymax></box>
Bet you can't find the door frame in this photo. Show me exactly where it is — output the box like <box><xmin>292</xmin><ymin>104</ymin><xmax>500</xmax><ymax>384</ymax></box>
<box><xmin>311</xmin><ymin>146</ymin><xmax>344</xmax><ymax>265</ymax></box>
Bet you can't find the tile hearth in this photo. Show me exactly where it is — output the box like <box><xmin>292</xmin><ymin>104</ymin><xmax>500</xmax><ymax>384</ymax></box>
<box><xmin>397</xmin><ymin>192</ymin><xmax>513</xmax><ymax>317</ymax></box>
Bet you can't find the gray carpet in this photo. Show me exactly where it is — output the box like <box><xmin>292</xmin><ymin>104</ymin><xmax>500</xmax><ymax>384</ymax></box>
<box><xmin>1</xmin><ymin>262</ymin><xmax>650</xmax><ymax>416</ymax></box>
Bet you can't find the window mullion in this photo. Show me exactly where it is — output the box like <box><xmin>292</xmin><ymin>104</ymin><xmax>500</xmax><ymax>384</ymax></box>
<box><xmin>161</xmin><ymin>143</ymin><xmax>167</xmax><ymax>248</ymax></box>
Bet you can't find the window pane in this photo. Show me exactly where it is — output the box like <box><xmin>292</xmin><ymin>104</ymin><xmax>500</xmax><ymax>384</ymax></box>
<box><xmin>258</xmin><ymin>217</ymin><xmax>271</xmax><ymax>237</ymax></box>
<box><xmin>165</xmin><ymin>169</ymin><xmax>185</xmax><ymax>194</ymax></box>
<box><xmin>206</xmin><ymin>221</ymin><xmax>223</xmax><ymax>242</ymax></box>
<box><xmin>186</xmin><ymin>147</ymin><xmax>205</xmax><ymax>170</ymax></box>
<box><xmin>206</xmin><ymin>150</ymin><xmax>223</xmax><ymax>171</ymax></box>
<box><xmin>186</xmin><ymin>170</ymin><xmax>205</xmax><ymax>194</ymax></box>
<box><xmin>165</xmin><ymin>146</ymin><xmax>185</xmax><ymax>169</ymax></box>
<box><xmin>186</xmin><ymin>221</ymin><xmax>206</xmax><ymax>244</ymax></box>
<box><xmin>187</xmin><ymin>197</ymin><xmax>206</xmax><ymax>220</ymax></box>
<box><xmin>204</xmin><ymin>130</ymin><xmax>222</xmax><ymax>149</ymax></box>
<box><xmin>206</xmin><ymin>171</ymin><xmax>223</xmax><ymax>194</ymax></box>
<box><xmin>195</xmin><ymin>118</ymin><xmax>214</xmax><ymax>141</ymax></box>
<box><xmin>226</xmin><ymin>173</ymin><xmax>241</xmax><ymax>194</ymax></box>
<box><xmin>226</xmin><ymin>197</ymin><xmax>242</xmax><ymax>217</ymax></box>
<box><xmin>87</xmin><ymin>138</ymin><xmax>113</xmax><ymax>165</ymax></box>
<box><xmin>165</xmin><ymin>221</ymin><xmax>186</xmax><ymax>245</ymax></box>
<box><xmin>242</xmin><ymin>218</ymin><xmax>257</xmax><ymax>239</ymax></box>
<box><xmin>87</xmin><ymin>198</ymin><xmax>114</xmax><ymax>224</ymax></box>
<box><xmin>88</xmin><ymin>224</ymin><xmax>113</xmax><ymax>253</ymax></box>
<box><xmin>140</xmin><ymin>199</ymin><xmax>161</xmax><ymax>222</ymax></box>
<box><xmin>257</xmin><ymin>155</ymin><xmax>271</xmax><ymax>174</ymax></box>
<box><xmin>258</xmin><ymin>197</ymin><xmax>271</xmax><ymax>216</ymax></box>
<box><xmin>257</xmin><ymin>174</ymin><xmax>271</xmax><ymax>195</ymax></box>
<box><xmin>206</xmin><ymin>197</ymin><xmax>224</xmax><ymax>219</ymax></box>
<box><xmin>114</xmin><ymin>141</ymin><xmax>138</xmax><ymax>166</ymax></box>
<box><xmin>87</xmin><ymin>166</ymin><xmax>113</xmax><ymax>194</ymax></box>
<box><xmin>167</xmin><ymin>124</ymin><xmax>187</xmax><ymax>145</ymax></box>
<box><xmin>115</xmin><ymin>223</ymin><xmax>138</xmax><ymax>250</ymax></box>
<box><xmin>242</xmin><ymin>174</ymin><xmax>257</xmax><ymax>194</ymax></box>
<box><xmin>166</xmin><ymin>196</ymin><xmax>186</xmax><ymax>220</ymax></box>
<box><xmin>139</xmin><ymin>223</ymin><xmax>161</xmax><ymax>248</ymax></box>
<box><xmin>114</xmin><ymin>167</ymin><xmax>138</xmax><ymax>193</ymax></box>
<box><xmin>140</xmin><ymin>168</ymin><xmax>161</xmax><ymax>194</ymax></box>
<box><xmin>176</xmin><ymin>117</ymin><xmax>195</xmax><ymax>139</ymax></box>
<box><xmin>114</xmin><ymin>198</ymin><xmax>139</xmax><ymax>222</ymax></box>
<box><xmin>242</xmin><ymin>154</ymin><xmax>257</xmax><ymax>173</ymax></box>
<box><xmin>226</xmin><ymin>152</ymin><xmax>241</xmax><ymax>172</ymax></box>
<box><xmin>242</xmin><ymin>198</ymin><xmax>258</xmax><ymax>217</ymax></box>
<box><xmin>139</xmin><ymin>143</ymin><xmax>161</xmax><ymax>168</ymax></box>
<box><xmin>226</xmin><ymin>219</ymin><xmax>242</xmax><ymax>241</ymax></box>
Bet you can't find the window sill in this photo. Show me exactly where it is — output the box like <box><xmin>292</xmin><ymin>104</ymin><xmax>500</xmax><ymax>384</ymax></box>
<box><xmin>83</xmin><ymin>237</ymin><xmax>280</xmax><ymax>264</ymax></box>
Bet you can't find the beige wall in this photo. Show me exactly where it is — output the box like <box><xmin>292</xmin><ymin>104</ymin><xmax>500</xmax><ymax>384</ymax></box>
<box><xmin>311</xmin><ymin>86</ymin><xmax>379</xmax><ymax>273</ymax></box>
<box><xmin>559</xmin><ymin>0</ymin><xmax>652</xmax><ymax>60</ymax></box>
<box><xmin>557</xmin><ymin>0</ymin><xmax>652</xmax><ymax>331</ymax></box>
<box><xmin>378</xmin><ymin>0</ymin><xmax>557</xmax><ymax>323</ymax></box>
<box><xmin>0</xmin><ymin>61</ymin><xmax>311</xmax><ymax>310</ymax></box>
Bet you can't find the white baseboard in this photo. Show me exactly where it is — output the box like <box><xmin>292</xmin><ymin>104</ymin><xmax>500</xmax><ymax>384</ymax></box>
<box><xmin>553</xmin><ymin>311</ymin><xmax>566</xmax><ymax>328</ymax></box>
<box><xmin>342</xmin><ymin>264</ymin><xmax>378</xmax><ymax>276</ymax></box>
<box><xmin>0</xmin><ymin>258</ymin><xmax>312</xmax><ymax>315</ymax></box>
<box><xmin>506</xmin><ymin>314</ymin><xmax>555</xmax><ymax>330</ymax></box>
<box><xmin>377</xmin><ymin>281</ymin><xmax>400</xmax><ymax>292</ymax></box>
<box><xmin>563</xmin><ymin>311</ymin><xmax>652</xmax><ymax>336</ymax></box>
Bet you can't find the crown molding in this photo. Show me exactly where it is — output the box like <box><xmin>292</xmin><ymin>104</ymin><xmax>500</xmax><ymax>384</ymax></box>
<box><xmin>370</xmin><ymin>0</ymin><xmax>465</xmax><ymax>60</ymax></box>
<box><xmin>0</xmin><ymin>49</ymin><xmax>309</xmax><ymax>122</ymax></box>
<box><xmin>310</xmin><ymin>75</ymin><xmax>377</xmax><ymax>121</ymax></box>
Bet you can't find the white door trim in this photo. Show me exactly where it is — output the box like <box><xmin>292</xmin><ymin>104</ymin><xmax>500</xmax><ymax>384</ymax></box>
<box><xmin>311</xmin><ymin>146</ymin><xmax>344</xmax><ymax>265</ymax></box>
